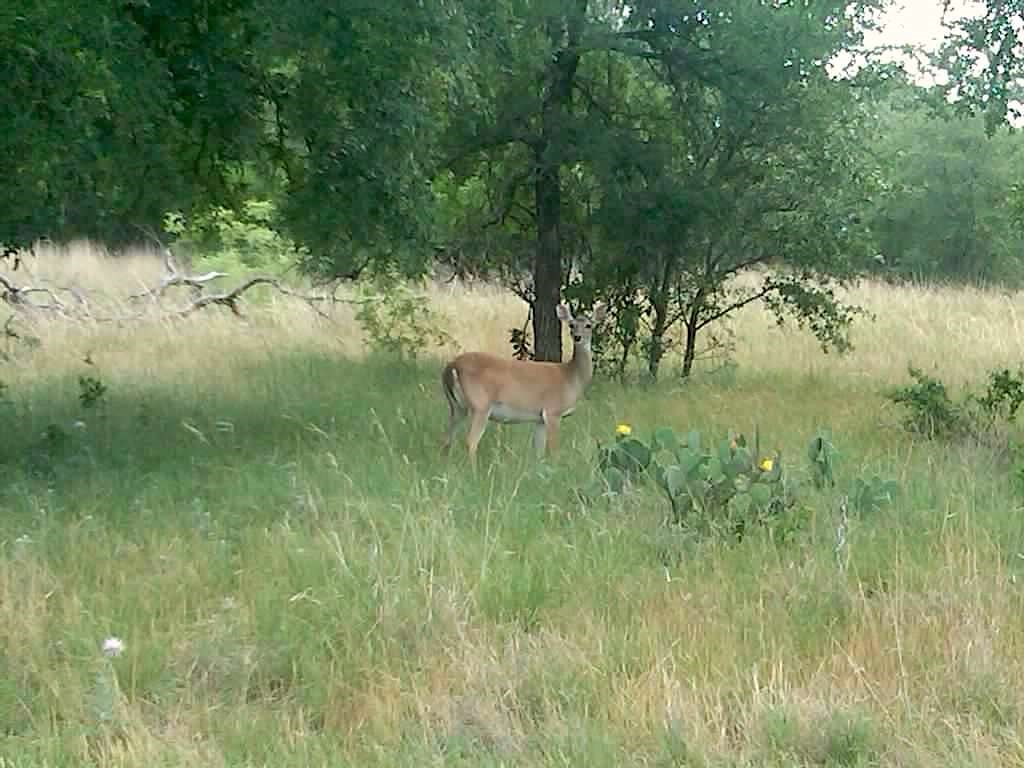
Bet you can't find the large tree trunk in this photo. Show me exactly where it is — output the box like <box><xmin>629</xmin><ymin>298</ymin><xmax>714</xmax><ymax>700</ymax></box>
<box><xmin>681</xmin><ymin>288</ymin><xmax>706</xmax><ymax>379</ymax></box>
<box><xmin>647</xmin><ymin>299</ymin><xmax>668</xmax><ymax>380</ymax></box>
<box><xmin>534</xmin><ymin>152</ymin><xmax>564</xmax><ymax>362</ymax></box>
<box><xmin>681</xmin><ymin>317</ymin><xmax>699</xmax><ymax>379</ymax></box>
<box><xmin>531</xmin><ymin>3</ymin><xmax>585</xmax><ymax>363</ymax></box>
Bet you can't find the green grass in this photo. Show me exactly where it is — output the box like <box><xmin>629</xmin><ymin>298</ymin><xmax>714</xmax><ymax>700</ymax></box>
<box><xmin>3</xmin><ymin>340</ymin><xmax>1024</xmax><ymax>766</ymax></box>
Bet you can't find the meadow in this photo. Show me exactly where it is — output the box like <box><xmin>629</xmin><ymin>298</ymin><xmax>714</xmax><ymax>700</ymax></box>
<box><xmin>3</xmin><ymin>243</ymin><xmax>1024</xmax><ymax>766</ymax></box>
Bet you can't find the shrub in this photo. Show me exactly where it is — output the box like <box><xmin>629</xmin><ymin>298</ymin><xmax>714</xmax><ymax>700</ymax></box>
<box><xmin>353</xmin><ymin>271</ymin><xmax>451</xmax><ymax>359</ymax></box>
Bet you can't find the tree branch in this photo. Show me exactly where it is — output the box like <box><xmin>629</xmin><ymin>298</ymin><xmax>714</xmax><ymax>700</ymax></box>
<box><xmin>695</xmin><ymin>284</ymin><xmax>776</xmax><ymax>331</ymax></box>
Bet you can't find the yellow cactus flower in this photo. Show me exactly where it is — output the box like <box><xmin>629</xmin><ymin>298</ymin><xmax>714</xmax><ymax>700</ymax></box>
<box><xmin>759</xmin><ymin>457</ymin><xmax>774</xmax><ymax>472</ymax></box>
<box><xmin>615</xmin><ymin>423</ymin><xmax>632</xmax><ymax>437</ymax></box>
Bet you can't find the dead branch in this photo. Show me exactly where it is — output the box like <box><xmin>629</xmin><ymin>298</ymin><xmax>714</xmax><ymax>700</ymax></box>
<box><xmin>175</xmin><ymin>276</ymin><xmax>339</xmax><ymax>320</ymax></box>
<box><xmin>0</xmin><ymin>272</ymin><xmax>72</xmax><ymax>316</ymax></box>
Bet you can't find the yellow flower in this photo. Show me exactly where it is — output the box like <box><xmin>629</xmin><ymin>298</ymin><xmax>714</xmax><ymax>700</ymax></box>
<box><xmin>759</xmin><ymin>457</ymin><xmax>774</xmax><ymax>472</ymax></box>
<box><xmin>615</xmin><ymin>423</ymin><xmax>632</xmax><ymax>437</ymax></box>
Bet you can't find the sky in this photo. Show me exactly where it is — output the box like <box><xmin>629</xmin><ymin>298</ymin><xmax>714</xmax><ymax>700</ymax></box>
<box><xmin>859</xmin><ymin>0</ymin><xmax>984</xmax><ymax>83</ymax></box>
<box><xmin>868</xmin><ymin>0</ymin><xmax>975</xmax><ymax>51</ymax></box>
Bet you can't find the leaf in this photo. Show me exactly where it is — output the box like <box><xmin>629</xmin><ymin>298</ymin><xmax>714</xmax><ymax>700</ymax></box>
<box><xmin>664</xmin><ymin>465</ymin><xmax>688</xmax><ymax>499</ymax></box>
<box><xmin>728</xmin><ymin>492</ymin><xmax>753</xmax><ymax>517</ymax></box>
<box><xmin>611</xmin><ymin>438</ymin><xmax>651</xmax><ymax>472</ymax></box>
<box><xmin>717</xmin><ymin>438</ymin><xmax>733</xmax><ymax>466</ymax></box>
<box><xmin>686</xmin><ymin>429</ymin><xmax>702</xmax><ymax>452</ymax></box>
<box><xmin>807</xmin><ymin>435</ymin><xmax>824</xmax><ymax>462</ymax></box>
<box><xmin>732</xmin><ymin>446</ymin><xmax>754</xmax><ymax>474</ymax></box>
<box><xmin>603</xmin><ymin>466</ymin><xmax>626</xmax><ymax>494</ymax></box>
<box><xmin>675</xmin><ymin>447</ymin><xmax>704</xmax><ymax>478</ymax></box>
<box><xmin>653</xmin><ymin>427</ymin><xmax>679</xmax><ymax>453</ymax></box>
<box><xmin>749</xmin><ymin>482</ymin><xmax>773</xmax><ymax>509</ymax></box>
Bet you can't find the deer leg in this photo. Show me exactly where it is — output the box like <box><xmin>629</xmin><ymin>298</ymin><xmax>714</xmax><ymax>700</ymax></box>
<box><xmin>532</xmin><ymin>421</ymin><xmax>547</xmax><ymax>458</ymax></box>
<box><xmin>541</xmin><ymin>409</ymin><xmax>561</xmax><ymax>456</ymax></box>
<box><xmin>441</xmin><ymin>401</ymin><xmax>465</xmax><ymax>456</ymax></box>
<box><xmin>466</xmin><ymin>408</ymin><xmax>491</xmax><ymax>467</ymax></box>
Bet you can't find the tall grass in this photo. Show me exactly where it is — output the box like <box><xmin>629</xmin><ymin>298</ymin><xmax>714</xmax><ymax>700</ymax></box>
<box><xmin>3</xmin><ymin>243</ymin><xmax>1024</xmax><ymax>766</ymax></box>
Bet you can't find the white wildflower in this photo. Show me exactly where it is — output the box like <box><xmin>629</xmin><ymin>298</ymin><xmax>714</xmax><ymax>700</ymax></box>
<box><xmin>102</xmin><ymin>637</ymin><xmax>125</xmax><ymax>658</ymax></box>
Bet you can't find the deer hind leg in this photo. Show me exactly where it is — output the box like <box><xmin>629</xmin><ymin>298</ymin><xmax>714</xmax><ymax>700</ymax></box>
<box><xmin>465</xmin><ymin>407</ymin><xmax>492</xmax><ymax>467</ymax></box>
<box><xmin>441</xmin><ymin>399</ymin><xmax>466</xmax><ymax>456</ymax></box>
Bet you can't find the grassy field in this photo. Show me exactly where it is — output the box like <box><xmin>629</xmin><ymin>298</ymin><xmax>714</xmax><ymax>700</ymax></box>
<box><xmin>3</xmin><ymin>243</ymin><xmax>1024</xmax><ymax>766</ymax></box>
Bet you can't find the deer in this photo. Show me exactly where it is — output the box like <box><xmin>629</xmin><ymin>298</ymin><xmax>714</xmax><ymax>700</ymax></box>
<box><xmin>440</xmin><ymin>302</ymin><xmax>606</xmax><ymax>466</ymax></box>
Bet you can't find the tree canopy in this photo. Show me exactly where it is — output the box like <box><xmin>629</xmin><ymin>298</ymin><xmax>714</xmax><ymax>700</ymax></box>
<box><xmin>3</xmin><ymin>0</ymin><xmax>1023</xmax><ymax>376</ymax></box>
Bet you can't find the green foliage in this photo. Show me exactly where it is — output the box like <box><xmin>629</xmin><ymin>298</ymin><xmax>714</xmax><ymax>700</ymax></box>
<box><xmin>934</xmin><ymin>0</ymin><xmax>1024</xmax><ymax>134</ymax></box>
<box><xmin>887</xmin><ymin>365</ymin><xmax>1024</xmax><ymax>441</ymax></box>
<box><xmin>77</xmin><ymin>375</ymin><xmax>108</xmax><ymax>410</ymax></box>
<box><xmin>865</xmin><ymin>86</ymin><xmax>1024</xmax><ymax>286</ymax></box>
<box><xmin>849</xmin><ymin>475</ymin><xmax>900</xmax><ymax>516</ymax></box>
<box><xmin>591</xmin><ymin>425</ymin><xmax>792</xmax><ymax>537</ymax></box>
<box><xmin>808</xmin><ymin>429</ymin><xmax>839</xmax><ymax>489</ymax></box>
<box><xmin>352</xmin><ymin>274</ymin><xmax>451</xmax><ymax>360</ymax></box>
<box><xmin>588</xmin><ymin>421</ymin><xmax>898</xmax><ymax>544</ymax></box>
<box><xmin>438</xmin><ymin>0</ymin><xmax>885</xmax><ymax>374</ymax></box>
<box><xmin>164</xmin><ymin>201</ymin><xmax>298</xmax><ymax>273</ymax></box>
<box><xmin>887</xmin><ymin>367</ymin><xmax>964</xmax><ymax>439</ymax></box>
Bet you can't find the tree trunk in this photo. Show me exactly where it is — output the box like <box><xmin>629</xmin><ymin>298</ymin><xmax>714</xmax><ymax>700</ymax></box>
<box><xmin>681</xmin><ymin>291</ymin><xmax>705</xmax><ymax>379</ymax></box>
<box><xmin>647</xmin><ymin>298</ymin><xmax>668</xmax><ymax>380</ymax></box>
<box><xmin>531</xmin><ymin>4</ymin><xmax>585</xmax><ymax>363</ymax></box>
<box><xmin>681</xmin><ymin>317</ymin><xmax>699</xmax><ymax>379</ymax></box>
<box><xmin>534</xmin><ymin>152</ymin><xmax>564</xmax><ymax>362</ymax></box>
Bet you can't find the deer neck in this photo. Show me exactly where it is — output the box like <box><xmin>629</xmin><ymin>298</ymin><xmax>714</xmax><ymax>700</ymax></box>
<box><xmin>566</xmin><ymin>340</ymin><xmax>594</xmax><ymax>388</ymax></box>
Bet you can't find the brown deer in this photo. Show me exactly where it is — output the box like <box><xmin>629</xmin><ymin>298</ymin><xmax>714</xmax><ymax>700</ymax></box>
<box><xmin>441</xmin><ymin>302</ymin><xmax>606</xmax><ymax>465</ymax></box>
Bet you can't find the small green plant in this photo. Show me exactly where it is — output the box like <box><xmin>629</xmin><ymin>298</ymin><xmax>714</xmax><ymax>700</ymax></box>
<box><xmin>78</xmin><ymin>375</ymin><xmax>108</xmax><ymax>409</ymax></box>
<box><xmin>591</xmin><ymin>424</ymin><xmax>790</xmax><ymax>534</ymax></box>
<box><xmin>888</xmin><ymin>366</ymin><xmax>1024</xmax><ymax>452</ymax></box>
<box><xmin>849</xmin><ymin>474</ymin><xmax>899</xmax><ymax>515</ymax></box>
<box><xmin>353</xmin><ymin>272</ymin><xmax>451</xmax><ymax>360</ymax></box>
<box><xmin>974</xmin><ymin>367</ymin><xmax>1024</xmax><ymax>424</ymax></box>
<box><xmin>808</xmin><ymin>428</ymin><xmax>838</xmax><ymax>489</ymax></box>
<box><xmin>887</xmin><ymin>366</ymin><xmax>963</xmax><ymax>438</ymax></box>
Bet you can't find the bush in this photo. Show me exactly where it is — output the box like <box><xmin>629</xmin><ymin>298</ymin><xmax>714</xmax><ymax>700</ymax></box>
<box><xmin>583</xmin><ymin>423</ymin><xmax>898</xmax><ymax>541</ymax></box>
<box><xmin>352</xmin><ymin>271</ymin><xmax>451</xmax><ymax>360</ymax></box>
<box><xmin>164</xmin><ymin>200</ymin><xmax>299</xmax><ymax>274</ymax></box>
<box><xmin>887</xmin><ymin>365</ymin><xmax>1024</xmax><ymax>444</ymax></box>
<box><xmin>887</xmin><ymin>367</ymin><xmax>963</xmax><ymax>438</ymax></box>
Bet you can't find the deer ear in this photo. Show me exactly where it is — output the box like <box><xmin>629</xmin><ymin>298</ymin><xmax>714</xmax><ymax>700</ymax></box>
<box><xmin>556</xmin><ymin>303</ymin><xmax>572</xmax><ymax>322</ymax></box>
<box><xmin>592</xmin><ymin>303</ymin><xmax>607</xmax><ymax>322</ymax></box>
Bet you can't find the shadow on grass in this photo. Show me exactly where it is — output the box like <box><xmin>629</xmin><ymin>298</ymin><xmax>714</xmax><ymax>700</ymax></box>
<box><xmin>0</xmin><ymin>353</ymin><xmax>464</xmax><ymax>525</ymax></box>
<box><xmin>0</xmin><ymin>350</ymin><xmax>622</xmax><ymax>535</ymax></box>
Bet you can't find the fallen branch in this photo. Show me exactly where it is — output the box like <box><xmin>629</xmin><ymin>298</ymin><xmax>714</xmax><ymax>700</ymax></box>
<box><xmin>128</xmin><ymin>250</ymin><xmax>228</xmax><ymax>301</ymax></box>
<box><xmin>1</xmin><ymin>240</ymin><xmax>345</xmax><ymax>330</ymax></box>
<box><xmin>175</xmin><ymin>276</ymin><xmax>339</xmax><ymax>320</ymax></box>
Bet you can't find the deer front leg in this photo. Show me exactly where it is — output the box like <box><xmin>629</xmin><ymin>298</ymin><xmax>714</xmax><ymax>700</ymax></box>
<box><xmin>532</xmin><ymin>421</ymin><xmax>547</xmax><ymax>458</ymax></box>
<box><xmin>541</xmin><ymin>409</ymin><xmax>560</xmax><ymax>456</ymax></box>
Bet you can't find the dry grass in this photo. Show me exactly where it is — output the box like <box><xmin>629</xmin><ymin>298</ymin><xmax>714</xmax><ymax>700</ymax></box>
<box><xmin>4</xmin><ymin>242</ymin><xmax>1024</xmax><ymax>766</ymax></box>
<box><xmin>9</xmin><ymin>241</ymin><xmax>1024</xmax><ymax>387</ymax></box>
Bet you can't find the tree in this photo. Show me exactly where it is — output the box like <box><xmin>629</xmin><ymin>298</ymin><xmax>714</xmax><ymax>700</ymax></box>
<box><xmin>936</xmin><ymin>0</ymin><xmax>1024</xmax><ymax>133</ymax></box>
<box><xmin>441</xmin><ymin>0</ymin><xmax>885</xmax><ymax>375</ymax></box>
<box><xmin>0</xmin><ymin>0</ymin><xmax>450</xmax><ymax>279</ymax></box>
<box><xmin>865</xmin><ymin>84</ymin><xmax>1024</xmax><ymax>285</ymax></box>
<box><xmin>0</xmin><ymin>0</ymin><xmax>251</xmax><ymax>248</ymax></box>
<box><xmin>252</xmin><ymin>0</ymin><xmax>451</xmax><ymax>279</ymax></box>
